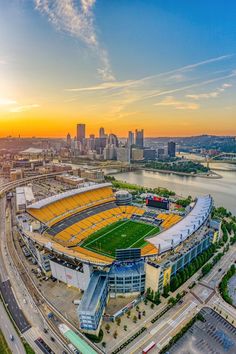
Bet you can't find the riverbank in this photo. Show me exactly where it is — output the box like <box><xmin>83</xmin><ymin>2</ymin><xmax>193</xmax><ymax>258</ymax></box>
<box><xmin>144</xmin><ymin>167</ymin><xmax>222</xmax><ymax>179</ymax></box>
<box><xmin>113</xmin><ymin>168</ymin><xmax>236</xmax><ymax>215</ymax></box>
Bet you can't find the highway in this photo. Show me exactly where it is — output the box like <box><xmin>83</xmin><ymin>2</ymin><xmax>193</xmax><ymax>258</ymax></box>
<box><xmin>0</xmin><ymin>194</ymin><xmax>67</xmax><ymax>353</ymax></box>
<box><xmin>0</xmin><ymin>196</ymin><xmax>26</xmax><ymax>353</ymax></box>
<box><xmin>0</xmin><ymin>300</ymin><xmax>26</xmax><ymax>354</ymax></box>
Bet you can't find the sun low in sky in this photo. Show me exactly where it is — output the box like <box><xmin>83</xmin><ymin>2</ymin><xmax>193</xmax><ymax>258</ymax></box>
<box><xmin>0</xmin><ymin>0</ymin><xmax>236</xmax><ymax>137</ymax></box>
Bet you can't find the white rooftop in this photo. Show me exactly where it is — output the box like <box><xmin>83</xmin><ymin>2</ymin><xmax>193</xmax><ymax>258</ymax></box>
<box><xmin>148</xmin><ymin>195</ymin><xmax>212</xmax><ymax>254</ymax></box>
<box><xmin>20</xmin><ymin>147</ymin><xmax>44</xmax><ymax>154</ymax></box>
<box><xmin>16</xmin><ymin>186</ymin><xmax>35</xmax><ymax>207</ymax></box>
<box><xmin>27</xmin><ymin>182</ymin><xmax>112</xmax><ymax>209</ymax></box>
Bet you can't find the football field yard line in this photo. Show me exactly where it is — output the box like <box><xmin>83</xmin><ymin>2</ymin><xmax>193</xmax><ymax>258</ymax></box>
<box><xmin>84</xmin><ymin>219</ymin><xmax>130</xmax><ymax>247</ymax></box>
<box><xmin>129</xmin><ymin>225</ymin><xmax>158</xmax><ymax>248</ymax></box>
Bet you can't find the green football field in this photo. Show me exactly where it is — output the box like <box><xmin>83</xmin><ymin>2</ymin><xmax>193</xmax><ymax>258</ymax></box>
<box><xmin>81</xmin><ymin>219</ymin><xmax>159</xmax><ymax>258</ymax></box>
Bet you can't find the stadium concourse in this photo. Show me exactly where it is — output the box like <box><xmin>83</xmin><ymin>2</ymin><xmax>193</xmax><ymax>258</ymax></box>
<box><xmin>17</xmin><ymin>182</ymin><xmax>216</xmax><ymax>336</ymax></box>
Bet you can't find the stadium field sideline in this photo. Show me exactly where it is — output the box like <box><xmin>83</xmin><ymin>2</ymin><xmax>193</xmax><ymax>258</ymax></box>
<box><xmin>81</xmin><ymin>220</ymin><xmax>159</xmax><ymax>258</ymax></box>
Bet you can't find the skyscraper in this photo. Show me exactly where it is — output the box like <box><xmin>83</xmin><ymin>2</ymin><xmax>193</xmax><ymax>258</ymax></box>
<box><xmin>77</xmin><ymin>124</ymin><xmax>86</xmax><ymax>142</ymax></box>
<box><xmin>107</xmin><ymin>133</ymin><xmax>119</xmax><ymax>147</ymax></box>
<box><xmin>88</xmin><ymin>134</ymin><xmax>95</xmax><ymax>150</ymax></box>
<box><xmin>135</xmin><ymin>129</ymin><xmax>144</xmax><ymax>148</ymax></box>
<box><xmin>167</xmin><ymin>141</ymin><xmax>176</xmax><ymax>158</ymax></box>
<box><xmin>66</xmin><ymin>133</ymin><xmax>71</xmax><ymax>147</ymax></box>
<box><xmin>128</xmin><ymin>131</ymin><xmax>134</xmax><ymax>147</ymax></box>
<box><xmin>99</xmin><ymin>127</ymin><xmax>105</xmax><ymax>138</ymax></box>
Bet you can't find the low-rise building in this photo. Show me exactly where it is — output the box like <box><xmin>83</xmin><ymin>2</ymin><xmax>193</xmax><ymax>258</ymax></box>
<box><xmin>16</xmin><ymin>186</ymin><xmax>35</xmax><ymax>213</ymax></box>
<box><xmin>80</xmin><ymin>169</ymin><xmax>104</xmax><ymax>182</ymax></box>
<box><xmin>131</xmin><ymin>148</ymin><xmax>144</xmax><ymax>161</ymax></box>
<box><xmin>56</xmin><ymin>174</ymin><xmax>84</xmax><ymax>186</ymax></box>
<box><xmin>10</xmin><ymin>168</ymin><xmax>24</xmax><ymax>181</ymax></box>
<box><xmin>116</xmin><ymin>147</ymin><xmax>130</xmax><ymax>163</ymax></box>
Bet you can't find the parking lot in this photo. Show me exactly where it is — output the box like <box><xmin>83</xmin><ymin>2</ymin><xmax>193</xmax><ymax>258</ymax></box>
<box><xmin>168</xmin><ymin>307</ymin><xmax>236</xmax><ymax>354</ymax></box>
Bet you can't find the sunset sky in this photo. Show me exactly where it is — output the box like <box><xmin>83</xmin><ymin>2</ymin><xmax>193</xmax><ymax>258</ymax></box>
<box><xmin>0</xmin><ymin>0</ymin><xmax>236</xmax><ymax>138</ymax></box>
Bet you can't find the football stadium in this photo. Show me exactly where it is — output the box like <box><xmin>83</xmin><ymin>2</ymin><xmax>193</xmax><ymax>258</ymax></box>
<box><xmin>25</xmin><ymin>183</ymin><xmax>172</xmax><ymax>264</ymax></box>
<box><xmin>16</xmin><ymin>181</ymin><xmax>220</xmax><ymax>335</ymax></box>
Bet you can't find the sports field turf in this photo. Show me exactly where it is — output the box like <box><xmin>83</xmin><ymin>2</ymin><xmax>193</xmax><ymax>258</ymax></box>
<box><xmin>81</xmin><ymin>220</ymin><xmax>159</xmax><ymax>258</ymax></box>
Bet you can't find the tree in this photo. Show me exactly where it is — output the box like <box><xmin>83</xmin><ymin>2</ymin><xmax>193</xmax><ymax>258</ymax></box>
<box><xmin>168</xmin><ymin>297</ymin><xmax>176</xmax><ymax>305</ymax></box>
<box><xmin>105</xmin><ymin>324</ymin><xmax>110</xmax><ymax>333</ymax></box>
<box><xmin>116</xmin><ymin>317</ymin><xmax>121</xmax><ymax>326</ymax></box>
<box><xmin>146</xmin><ymin>287</ymin><xmax>151</xmax><ymax>297</ymax></box>
<box><xmin>163</xmin><ymin>285</ymin><xmax>170</xmax><ymax>298</ymax></box>
<box><xmin>127</xmin><ymin>310</ymin><xmax>131</xmax><ymax>318</ymax></box>
<box><xmin>142</xmin><ymin>310</ymin><xmax>146</xmax><ymax>316</ymax></box>
<box><xmin>151</xmin><ymin>303</ymin><xmax>154</xmax><ymax>309</ymax></box>
<box><xmin>177</xmin><ymin>273</ymin><xmax>182</xmax><ymax>287</ymax></box>
<box><xmin>202</xmin><ymin>263</ymin><xmax>212</xmax><ymax>276</ymax></box>
<box><xmin>154</xmin><ymin>291</ymin><xmax>160</xmax><ymax>304</ymax></box>
<box><xmin>133</xmin><ymin>315</ymin><xmax>137</xmax><ymax>323</ymax></box>
<box><xmin>136</xmin><ymin>305</ymin><xmax>140</xmax><ymax>311</ymax></box>
<box><xmin>182</xmin><ymin>269</ymin><xmax>188</xmax><ymax>282</ymax></box>
<box><xmin>189</xmin><ymin>263</ymin><xmax>194</xmax><ymax>276</ymax></box>
<box><xmin>185</xmin><ymin>267</ymin><xmax>190</xmax><ymax>279</ymax></box>
<box><xmin>113</xmin><ymin>330</ymin><xmax>118</xmax><ymax>339</ymax></box>
<box><xmin>179</xmin><ymin>270</ymin><xmax>185</xmax><ymax>284</ymax></box>
<box><xmin>102</xmin><ymin>342</ymin><xmax>106</xmax><ymax>348</ymax></box>
<box><xmin>170</xmin><ymin>276</ymin><xmax>179</xmax><ymax>291</ymax></box>
<box><xmin>176</xmin><ymin>293</ymin><xmax>181</xmax><ymax>301</ymax></box>
<box><xmin>123</xmin><ymin>325</ymin><xmax>127</xmax><ymax>331</ymax></box>
<box><xmin>194</xmin><ymin>258</ymin><xmax>199</xmax><ymax>270</ymax></box>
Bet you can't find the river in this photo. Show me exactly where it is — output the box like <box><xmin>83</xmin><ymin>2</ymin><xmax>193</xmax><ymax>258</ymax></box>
<box><xmin>114</xmin><ymin>163</ymin><xmax>236</xmax><ymax>215</ymax></box>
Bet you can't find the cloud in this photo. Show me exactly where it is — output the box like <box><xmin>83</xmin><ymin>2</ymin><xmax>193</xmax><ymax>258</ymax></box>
<box><xmin>166</xmin><ymin>73</ymin><xmax>185</xmax><ymax>81</ymax></box>
<box><xmin>65</xmin><ymin>54</ymin><xmax>235</xmax><ymax>119</ymax></box>
<box><xmin>0</xmin><ymin>98</ymin><xmax>17</xmax><ymax>106</ymax></box>
<box><xmin>0</xmin><ymin>98</ymin><xmax>39</xmax><ymax>113</ymax></box>
<box><xmin>187</xmin><ymin>92</ymin><xmax>220</xmax><ymax>100</ymax></box>
<box><xmin>154</xmin><ymin>96</ymin><xmax>199</xmax><ymax>110</ymax></box>
<box><xmin>10</xmin><ymin>104</ymin><xmax>40</xmax><ymax>113</ymax></box>
<box><xmin>66</xmin><ymin>80</ymin><xmax>136</xmax><ymax>92</ymax></box>
<box><xmin>35</xmin><ymin>0</ymin><xmax>114</xmax><ymax>81</ymax></box>
<box><xmin>222</xmin><ymin>83</ymin><xmax>232</xmax><ymax>88</ymax></box>
<box><xmin>186</xmin><ymin>83</ymin><xmax>233</xmax><ymax>100</ymax></box>
<box><xmin>0</xmin><ymin>60</ymin><xmax>6</xmax><ymax>65</ymax></box>
<box><xmin>66</xmin><ymin>54</ymin><xmax>233</xmax><ymax>93</ymax></box>
<box><xmin>133</xmin><ymin>54</ymin><xmax>234</xmax><ymax>84</ymax></box>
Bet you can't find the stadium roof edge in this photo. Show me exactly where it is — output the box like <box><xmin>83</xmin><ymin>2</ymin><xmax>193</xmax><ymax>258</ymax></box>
<box><xmin>148</xmin><ymin>195</ymin><xmax>213</xmax><ymax>254</ymax></box>
<box><xmin>27</xmin><ymin>183</ymin><xmax>112</xmax><ymax>209</ymax></box>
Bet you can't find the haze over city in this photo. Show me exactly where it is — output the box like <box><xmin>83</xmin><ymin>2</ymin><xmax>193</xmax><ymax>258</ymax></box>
<box><xmin>1</xmin><ymin>1</ymin><xmax>236</xmax><ymax>137</ymax></box>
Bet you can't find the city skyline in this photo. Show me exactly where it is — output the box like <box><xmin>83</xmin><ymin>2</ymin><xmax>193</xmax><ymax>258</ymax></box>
<box><xmin>1</xmin><ymin>1</ymin><xmax>236</xmax><ymax>137</ymax></box>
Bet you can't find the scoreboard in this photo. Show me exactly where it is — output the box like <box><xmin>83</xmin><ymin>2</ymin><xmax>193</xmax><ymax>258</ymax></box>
<box><xmin>116</xmin><ymin>248</ymin><xmax>141</xmax><ymax>261</ymax></box>
<box><xmin>146</xmin><ymin>196</ymin><xmax>170</xmax><ymax>210</ymax></box>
